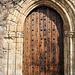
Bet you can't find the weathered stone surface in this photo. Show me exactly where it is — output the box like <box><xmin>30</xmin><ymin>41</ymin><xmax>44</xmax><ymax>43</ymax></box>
<box><xmin>0</xmin><ymin>0</ymin><xmax>74</xmax><ymax>75</ymax></box>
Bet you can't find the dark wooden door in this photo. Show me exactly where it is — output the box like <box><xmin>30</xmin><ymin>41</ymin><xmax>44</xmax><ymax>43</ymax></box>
<box><xmin>23</xmin><ymin>6</ymin><xmax>64</xmax><ymax>75</ymax></box>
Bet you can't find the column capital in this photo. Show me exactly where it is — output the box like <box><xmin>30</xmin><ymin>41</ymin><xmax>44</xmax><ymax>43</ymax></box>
<box><xmin>68</xmin><ymin>31</ymin><xmax>75</xmax><ymax>38</ymax></box>
<box><xmin>64</xmin><ymin>31</ymin><xmax>75</xmax><ymax>38</ymax></box>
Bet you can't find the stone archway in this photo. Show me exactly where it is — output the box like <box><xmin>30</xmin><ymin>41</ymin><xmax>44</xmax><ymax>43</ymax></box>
<box><xmin>3</xmin><ymin>0</ymin><xmax>75</xmax><ymax>75</ymax></box>
<box><xmin>23</xmin><ymin>6</ymin><xmax>64</xmax><ymax>75</ymax></box>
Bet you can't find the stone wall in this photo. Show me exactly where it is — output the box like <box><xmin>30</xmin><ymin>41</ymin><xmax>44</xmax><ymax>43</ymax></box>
<box><xmin>0</xmin><ymin>0</ymin><xmax>75</xmax><ymax>75</ymax></box>
<box><xmin>0</xmin><ymin>0</ymin><xmax>13</xmax><ymax>75</ymax></box>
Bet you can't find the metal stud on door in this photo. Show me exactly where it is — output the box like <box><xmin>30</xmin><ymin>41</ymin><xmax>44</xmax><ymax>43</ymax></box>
<box><xmin>23</xmin><ymin>6</ymin><xmax>64</xmax><ymax>75</ymax></box>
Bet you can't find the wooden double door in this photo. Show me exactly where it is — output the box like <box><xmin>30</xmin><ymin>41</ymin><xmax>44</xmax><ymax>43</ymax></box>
<box><xmin>23</xmin><ymin>6</ymin><xmax>64</xmax><ymax>75</ymax></box>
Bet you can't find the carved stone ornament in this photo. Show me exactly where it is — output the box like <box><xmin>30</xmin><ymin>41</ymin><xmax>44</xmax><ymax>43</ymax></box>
<box><xmin>69</xmin><ymin>31</ymin><xmax>75</xmax><ymax>38</ymax></box>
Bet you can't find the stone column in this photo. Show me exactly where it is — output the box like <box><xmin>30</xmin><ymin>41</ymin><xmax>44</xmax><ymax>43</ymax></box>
<box><xmin>64</xmin><ymin>31</ymin><xmax>70</xmax><ymax>75</ymax></box>
<box><xmin>69</xmin><ymin>31</ymin><xmax>75</xmax><ymax>75</ymax></box>
<box><xmin>72</xmin><ymin>34</ymin><xmax>75</xmax><ymax>75</ymax></box>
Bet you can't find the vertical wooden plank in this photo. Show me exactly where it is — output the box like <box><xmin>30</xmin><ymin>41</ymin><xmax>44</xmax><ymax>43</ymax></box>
<box><xmin>42</xmin><ymin>7</ymin><xmax>45</xmax><ymax>75</ymax></box>
<box><xmin>36</xmin><ymin>8</ymin><xmax>40</xmax><ymax>75</ymax></box>
<box><xmin>47</xmin><ymin>7</ymin><xmax>51</xmax><ymax>75</ymax></box>
<box><xmin>51</xmin><ymin>10</ymin><xmax>57</xmax><ymax>74</ymax></box>
<box><xmin>28</xmin><ymin>16</ymin><xmax>31</xmax><ymax>75</ymax></box>
<box><xmin>56</xmin><ymin>13</ymin><xmax>60</xmax><ymax>75</ymax></box>
<box><xmin>26</xmin><ymin>17</ymin><xmax>30</xmax><ymax>75</ymax></box>
<box><xmin>31</xmin><ymin>12</ymin><xmax>35</xmax><ymax>75</ymax></box>
<box><xmin>28</xmin><ymin>15</ymin><xmax>31</xmax><ymax>75</ymax></box>
<box><xmin>34</xmin><ymin>10</ymin><xmax>37</xmax><ymax>75</ymax></box>
<box><xmin>30</xmin><ymin>13</ymin><xmax>32</xmax><ymax>75</ymax></box>
<box><xmin>43</xmin><ymin>7</ymin><xmax>48</xmax><ymax>75</ymax></box>
<box><xmin>39</xmin><ymin>7</ymin><xmax>44</xmax><ymax>75</ymax></box>
<box><xmin>49</xmin><ymin>8</ymin><xmax>53</xmax><ymax>75</ymax></box>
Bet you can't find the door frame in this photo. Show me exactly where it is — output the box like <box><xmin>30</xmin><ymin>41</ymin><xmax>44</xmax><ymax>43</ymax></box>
<box><xmin>23</xmin><ymin>1</ymin><xmax>73</xmax><ymax>75</ymax></box>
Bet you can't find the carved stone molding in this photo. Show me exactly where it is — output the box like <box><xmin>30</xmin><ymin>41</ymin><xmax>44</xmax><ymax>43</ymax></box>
<box><xmin>68</xmin><ymin>31</ymin><xmax>75</xmax><ymax>38</ymax></box>
<box><xmin>64</xmin><ymin>31</ymin><xmax>75</xmax><ymax>37</ymax></box>
<box><xmin>64</xmin><ymin>31</ymin><xmax>68</xmax><ymax>37</ymax></box>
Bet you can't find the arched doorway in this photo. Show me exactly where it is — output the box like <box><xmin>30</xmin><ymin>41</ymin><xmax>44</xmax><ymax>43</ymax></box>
<box><xmin>23</xmin><ymin>6</ymin><xmax>64</xmax><ymax>75</ymax></box>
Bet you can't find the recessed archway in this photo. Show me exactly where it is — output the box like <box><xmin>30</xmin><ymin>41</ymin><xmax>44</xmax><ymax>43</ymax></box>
<box><xmin>4</xmin><ymin>0</ymin><xmax>75</xmax><ymax>75</ymax></box>
<box><xmin>22</xmin><ymin>1</ymin><xmax>71</xmax><ymax>75</ymax></box>
<box><xmin>23</xmin><ymin>6</ymin><xmax>64</xmax><ymax>75</ymax></box>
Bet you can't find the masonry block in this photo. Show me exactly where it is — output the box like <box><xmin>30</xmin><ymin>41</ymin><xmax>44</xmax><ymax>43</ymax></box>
<box><xmin>10</xmin><ymin>25</ymin><xmax>16</xmax><ymax>32</ymax></box>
